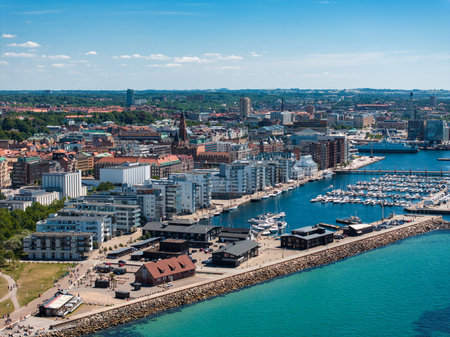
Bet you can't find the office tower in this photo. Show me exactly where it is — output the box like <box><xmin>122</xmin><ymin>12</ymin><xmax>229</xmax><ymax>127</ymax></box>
<box><xmin>126</xmin><ymin>89</ymin><xmax>135</xmax><ymax>106</ymax></box>
<box><xmin>430</xmin><ymin>95</ymin><xmax>437</xmax><ymax>108</ymax></box>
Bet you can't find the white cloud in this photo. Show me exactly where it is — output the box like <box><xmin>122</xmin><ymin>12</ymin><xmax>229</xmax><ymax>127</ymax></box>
<box><xmin>147</xmin><ymin>63</ymin><xmax>182</xmax><ymax>68</ymax></box>
<box><xmin>165</xmin><ymin>63</ymin><xmax>182</xmax><ymax>67</ymax></box>
<box><xmin>148</xmin><ymin>53</ymin><xmax>170</xmax><ymax>60</ymax></box>
<box><xmin>7</xmin><ymin>41</ymin><xmax>41</xmax><ymax>48</ymax></box>
<box><xmin>1</xmin><ymin>33</ymin><xmax>16</xmax><ymax>39</ymax></box>
<box><xmin>85</xmin><ymin>51</ymin><xmax>97</xmax><ymax>56</ymax></box>
<box><xmin>218</xmin><ymin>55</ymin><xmax>242</xmax><ymax>60</ymax></box>
<box><xmin>113</xmin><ymin>55</ymin><xmax>131</xmax><ymax>59</ymax></box>
<box><xmin>71</xmin><ymin>59</ymin><xmax>89</xmax><ymax>63</ymax></box>
<box><xmin>2</xmin><ymin>52</ymin><xmax>36</xmax><ymax>58</ymax></box>
<box><xmin>173</xmin><ymin>56</ymin><xmax>209</xmax><ymax>63</ymax></box>
<box><xmin>47</xmin><ymin>54</ymin><xmax>71</xmax><ymax>60</ymax></box>
<box><xmin>0</xmin><ymin>60</ymin><xmax>9</xmax><ymax>65</ymax></box>
<box><xmin>249</xmin><ymin>51</ymin><xmax>262</xmax><ymax>57</ymax></box>
<box><xmin>52</xmin><ymin>63</ymin><xmax>72</xmax><ymax>68</ymax></box>
<box><xmin>203</xmin><ymin>52</ymin><xmax>222</xmax><ymax>57</ymax></box>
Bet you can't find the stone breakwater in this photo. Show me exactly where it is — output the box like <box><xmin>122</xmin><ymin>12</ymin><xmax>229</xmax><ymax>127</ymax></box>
<box><xmin>42</xmin><ymin>218</ymin><xmax>449</xmax><ymax>337</ymax></box>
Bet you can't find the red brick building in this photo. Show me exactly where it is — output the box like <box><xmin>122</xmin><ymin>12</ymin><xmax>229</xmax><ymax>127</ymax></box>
<box><xmin>134</xmin><ymin>255</ymin><xmax>196</xmax><ymax>286</ymax></box>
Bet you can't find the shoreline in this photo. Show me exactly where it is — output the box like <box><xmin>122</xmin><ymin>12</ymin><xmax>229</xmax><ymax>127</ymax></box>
<box><xmin>175</xmin><ymin>155</ymin><xmax>385</xmax><ymax>221</ymax></box>
<box><xmin>40</xmin><ymin>215</ymin><xmax>448</xmax><ymax>337</ymax></box>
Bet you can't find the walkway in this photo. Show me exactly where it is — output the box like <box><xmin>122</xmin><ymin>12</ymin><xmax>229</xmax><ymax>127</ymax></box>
<box><xmin>0</xmin><ymin>272</ymin><xmax>19</xmax><ymax>310</ymax></box>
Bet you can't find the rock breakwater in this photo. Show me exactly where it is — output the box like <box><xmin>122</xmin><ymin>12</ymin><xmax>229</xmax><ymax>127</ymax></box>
<box><xmin>42</xmin><ymin>218</ymin><xmax>449</xmax><ymax>337</ymax></box>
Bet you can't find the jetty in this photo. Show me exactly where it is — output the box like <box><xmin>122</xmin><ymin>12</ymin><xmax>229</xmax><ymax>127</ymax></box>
<box><xmin>33</xmin><ymin>215</ymin><xmax>448</xmax><ymax>337</ymax></box>
<box><xmin>335</xmin><ymin>169</ymin><xmax>450</xmax><ymax>177</ymax></box>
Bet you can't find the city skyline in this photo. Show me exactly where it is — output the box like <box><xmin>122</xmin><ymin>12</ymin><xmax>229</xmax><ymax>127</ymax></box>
<box><xmin>1</xmin><ymin>0</ymin><xmax>450</xmax><ymax>90</ymax></box>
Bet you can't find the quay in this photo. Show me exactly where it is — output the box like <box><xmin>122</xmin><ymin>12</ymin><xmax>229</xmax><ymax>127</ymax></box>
<box><xmin>36</xmin><ymin>215</ymin><xmax>448</xmax><ymax>337</ymax></box>
<box><xmin>335</xmin><ymin>169</ymin><xmax>450</xmax><ymax>177</ymax></box>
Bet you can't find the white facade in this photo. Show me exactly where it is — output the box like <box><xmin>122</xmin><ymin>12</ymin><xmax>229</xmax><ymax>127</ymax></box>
<box><xmin>296</xmin><ymin>155</ymin><xmax>318</xmax><ymax>176</ymax></box>
<box><xmin>36</xmin><ymin>213</ymin><xmax>112</xmax><ymax>243</ymax></box>
<box><xmin>42</xmin><ymin>171</ymin><xmax>84</xmax><ymax>199</ymax></box>
<box><xmin>100</xmin><ymin>163</ymin><xmax>151</xmax><ymax>186</ymax></box>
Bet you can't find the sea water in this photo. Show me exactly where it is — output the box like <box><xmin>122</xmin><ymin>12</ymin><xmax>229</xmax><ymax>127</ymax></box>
<box><xmin>93</xmin><ymin>151</ymin><xmax>450</xmax><ymax>336</ymax></box>
<box><xmin>93</xmin><ymin>231</ymin><xmax>450</xmax><ymax>337</ymax></box>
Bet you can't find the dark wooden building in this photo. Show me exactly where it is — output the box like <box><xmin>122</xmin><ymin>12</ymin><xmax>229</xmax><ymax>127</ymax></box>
<box><xmin>134</xmin><ymin>255</ymin><xmax>196</xmax><ymax>286</ymax></box>
<box><xmin>142</xmin><ymin>222</ymin><xmax>222</xmax><ymax>247</ymax></box>
<box><xmin>211</xmin><ymin>240</ymin><xmax>260</xmax><ymax>267</ymax></box>
<box><xmin>281</xmin><ymin>225</ymin><xmax>334</xmax><ymax>250</ymax></box>
<box><xmin>218</xmin><ymin>228</ymin><xmax>253</xmax><ymax>242</ymax></box>
<box><xmin>143</xmin><ymin>239</ymin><xmax>189</xmax><ymax>260</ymax></box>
<box><xmin>343</xmin><ymin>223</ymin><xmax>373</xmax><ymax>237</ymax></box>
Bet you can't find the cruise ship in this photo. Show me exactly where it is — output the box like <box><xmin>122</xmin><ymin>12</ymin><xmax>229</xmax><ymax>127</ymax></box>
<box><xmin>357</xmin><ymin>140</ymin><xmax>419</xmax><ymax>154</ymax></box>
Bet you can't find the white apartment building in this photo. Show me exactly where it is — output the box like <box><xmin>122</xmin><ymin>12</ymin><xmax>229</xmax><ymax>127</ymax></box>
<box><xmin>23</xmin><ymin>232</ymin><xmax>94</xmax><ymax>261</ymax></box>
<box><xmin>42</xmin><ymin>170</ymin><xmax>85</xmax><ymax>199</ymax></box>
<box><xmin>36</xmin><ymin>213</ymin><xmax>112</xmax><ymax>243</ymax></box>
<box><xmin>296</xmin><ymin>155</ymin><xmax>319</xmax><ymax>176</ymax></box>
<box><xmin>100</xmin><ymin>163</ymin><xmax>151</xmax><ymax>185</ymax></box>
<box><xmin>13</xmin><ymin>189</ymin><xmax>60</xmax><ymax>206</ymax></box>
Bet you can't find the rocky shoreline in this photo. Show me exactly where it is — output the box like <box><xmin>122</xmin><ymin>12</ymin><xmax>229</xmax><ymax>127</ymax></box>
<box><xmin>42</xmin><ymin>218</ymin><xmax>449</xmax><ymax>337</ymax></box>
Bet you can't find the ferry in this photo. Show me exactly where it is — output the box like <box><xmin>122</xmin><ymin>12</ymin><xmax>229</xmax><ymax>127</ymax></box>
<box><xmin>357</xmin><ymin>140</ymin><xmax>418</xmax><ymax>154</ymax></box>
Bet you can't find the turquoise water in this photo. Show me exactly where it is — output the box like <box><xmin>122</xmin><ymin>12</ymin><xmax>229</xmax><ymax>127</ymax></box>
<box><xmin>93</xmin><ymin>151</ymin><xmax>450</xmax><ymax>337</ymax></box>
<box><xmin>94</xmin><ymin>231</ymin><xmax>450</xmax><ymax>337</ymax></box>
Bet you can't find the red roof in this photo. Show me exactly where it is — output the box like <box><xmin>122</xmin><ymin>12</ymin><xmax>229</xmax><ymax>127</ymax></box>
<box><xmin>142</xmin><ymin>255</ymin><xmax>195</xmax><ymax>279</ymax></box>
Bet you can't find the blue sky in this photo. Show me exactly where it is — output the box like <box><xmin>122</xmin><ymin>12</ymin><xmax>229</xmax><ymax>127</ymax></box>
<box><xmin>1</xmin><ymin>0</ymin><xmax>449</xmax><ymax>90</ymax></box>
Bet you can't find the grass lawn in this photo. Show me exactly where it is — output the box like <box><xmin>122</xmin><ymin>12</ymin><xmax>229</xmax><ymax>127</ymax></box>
<box><xmin>0</xmin><ymin>299</ymin><xmax>14</xmax><ymax>317</ymax></box>
<box><xmin>0</xmin><ymin>263</ymin><xmax>74</xmax><ymax>307</ymax></box>
<box><xmin>0</xmin><ymin>276</ymin><xmax>8</xmax><ymax>299</ymax></box>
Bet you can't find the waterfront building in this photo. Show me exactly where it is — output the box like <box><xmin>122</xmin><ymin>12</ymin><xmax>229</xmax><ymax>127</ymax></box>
<box><xmin>36</xmin><ymin>212</ymin><xmax>113</xmax><ymax>243</ymax></box>
<box><xmin>23</xmin><ymin>232</ymin><xmax>94</xmax><ymax>261</ymax></box>
<box><xmin>66</xmin><ymin>198</ymin><xmax>140</xmax><ymax>234</ymax></box>
<box><xmin>211</xmin><ymin>240</ymin><xmax>260</xmax><ymax>267</ymax></box>
<box><xmin>281</xmin><ymin>225</ymin><xmax>334</xmax><ymax>250</ymax></box>
<box><xmin>42</xmin><ymin>170</ymin><xmax>84</xmax><ymax>199</ymax></box>
<box><xmin>142</xmin><ymin>222</ymin><xmax>222</xmax><ymax>247</ymax></box>
<box><xmin>218</xmin><ymin>228</ymin><xmax>253</xmax><ymax>242</ymax></box>
<box><xmin>295</xmin><ymin>155</ymin><xmax>318</xmax><ymax>176</ymax></box>
<box><xmin>426</xmin><ymin>120</ymin><xmax>448</xmax><ymax>143</ymax></box>
<box><xmin>134</xmin><ymin>255</ymin><xmax>196</xmax><ymax>286</ymax></box>
<box><xmin>343</xmin><ymin>223</ymin><xmax>373</xmax><ymax>237</ymax></box>
<box><xmin>407</xmin><ymin>120</ymin><xmax>426</xmax><ymax>140</ymax></box>
<box><xmin>170</xmin><ymin>171</ymin><xmax>212</xmax><ymax>211</ymax></box>
<box><xmin>143</xmin><ymin>239</ymin><xmax>190</xmax><ymax>260</ymax></box>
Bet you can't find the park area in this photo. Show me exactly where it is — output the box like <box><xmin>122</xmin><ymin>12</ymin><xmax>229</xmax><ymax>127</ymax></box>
<box><xmin>0</xmin><ymin>262</ymin><xmax>73</xmax><ymax>316</ymax></box>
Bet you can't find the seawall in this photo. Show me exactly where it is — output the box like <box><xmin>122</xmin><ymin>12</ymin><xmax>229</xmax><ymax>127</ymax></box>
<box><xmin>42</xmin><ymin>217</ymin><xmax>449</xmax><ymax>337</ymax></box>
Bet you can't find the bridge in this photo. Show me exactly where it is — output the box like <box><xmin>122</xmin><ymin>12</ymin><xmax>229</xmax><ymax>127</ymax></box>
<box><xmin>335</xmin><ymin>169</ymin><xmax>450</xmax><ymax>177</ymax></box>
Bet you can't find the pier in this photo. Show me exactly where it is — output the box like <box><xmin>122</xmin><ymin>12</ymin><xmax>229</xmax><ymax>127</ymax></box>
<box><xmin>335</xmin><ymin>169</ymin><xmax>450</xmax><ymax>177</ymax></box>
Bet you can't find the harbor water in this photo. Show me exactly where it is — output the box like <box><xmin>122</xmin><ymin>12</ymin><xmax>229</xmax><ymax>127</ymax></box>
<box><xmin>93</xmin><ymin>151</ymin><xmax>450</xmax><ymax>336</ymax></box>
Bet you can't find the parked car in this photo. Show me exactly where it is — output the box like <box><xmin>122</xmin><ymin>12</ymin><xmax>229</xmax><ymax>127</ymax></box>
<box><xmin>118</xmin><ymin>260</ymin><xmax>126</xmax><ymax>264</ymax></box>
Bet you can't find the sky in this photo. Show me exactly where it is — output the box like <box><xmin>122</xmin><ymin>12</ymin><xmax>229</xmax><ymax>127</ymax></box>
<box><xmin>0</xmin><ymin>0</ymin><xmax>450</xmax><ymax>90</ymax></box>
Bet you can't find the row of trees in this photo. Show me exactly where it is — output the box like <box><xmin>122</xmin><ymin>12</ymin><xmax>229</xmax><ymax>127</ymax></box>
<box><xmin>0</xmin><ymin>199</ymin><xmax>65</xmax><ymax>255</ymax></box>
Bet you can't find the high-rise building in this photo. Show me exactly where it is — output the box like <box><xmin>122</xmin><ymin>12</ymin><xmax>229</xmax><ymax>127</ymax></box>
<box><xmin>239</xmin><ymin>97</ymin><xmax>251</xmax><ymax>119</ymax></box>
<box><xmin>409</xmin><ymin>91</ymin><xmax>415</xmax><ymax>120</ymax></box>
<box><xmin>430</xmin><ymin>95</ymin><xmax>437</xmax><ymax>108</ymax></box>
<box><xmin>426</xmin><ymin>120</ymin><xmax>447</xmax><ymax>143</ymax></box>
<box><xmin>42</xmin><ymin>171</ymin><xmax>84</xmax><ymax>199</ymax></box>
<box><xmin>407</xmin><ymin>120</ymin><xmax>426</xmax><ymax>140</ymax></box>
<box><xmin>126</xmin><ymin>89</ymin><xmax>135</xmax><ymax>106</ymax></box>
<box><xmin>12</xmin><ymin>157</ymin><xmax>51</xmax><ymax>188</ymax></box>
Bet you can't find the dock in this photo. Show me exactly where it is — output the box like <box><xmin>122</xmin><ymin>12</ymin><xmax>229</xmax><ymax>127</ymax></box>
<box><xmin>335</xmin><ymin>169</ymin><xmax>450</xmax><ymax>177</ymax></box>
<box><xmin>318</xmin><ymin>223</ymin><xmax>342</xmax><ymax>230</ymax></box>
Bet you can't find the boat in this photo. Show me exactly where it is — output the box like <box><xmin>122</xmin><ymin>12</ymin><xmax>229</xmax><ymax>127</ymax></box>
<box><xmin>336</xmin><ymin>215</ymin><xmax>362</xmax><ymax>225</ymax></box>
<box><xmin>262</xmin><ymin>195</ymin><xmax>270</xmax><ymax>199</ymax></box>
<box><xmin>269</xmin><ymin>225</ymin><xmax>279</xmax><ymax>233</ymax></box>
<box><xmin>261</xmin><ymin>230</ymin><xmax>271</xmax><ymax>236</ymax></box>
<box><xmin>229</xmin><ymin>205</ymin><xmax>238</xmax><ymax>210</ymax></box>
<box><xmin>277</xmin><ymin>221</ymin><xmax>287</xmax><ymax>230</ymax></box>
<box><xmin>356</xmin><ymin>139</ymin><xmax>418</xmax><ymax>154</ymax></box>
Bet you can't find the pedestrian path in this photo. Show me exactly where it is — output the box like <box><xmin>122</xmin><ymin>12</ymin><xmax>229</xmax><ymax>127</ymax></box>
<box><xmin>0</xmin><ymin>273</ymin><xmax>19</xmax><ymax>310</ymax></box>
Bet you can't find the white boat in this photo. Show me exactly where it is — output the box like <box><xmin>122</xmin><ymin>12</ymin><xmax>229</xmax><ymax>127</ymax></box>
<box><xmin>262</xmin><ymin>195</ymin><xmax>270</xmax><ymax>199</ymax></box>
<box><xmin>277</xmin><ymin>221</ymin><xmax>287</xmax><ymax>230</ymax></box>
<box><xmin>229</xmin><ymin>205</ymin><xmax>238</xmax><ymax>210</ymax></box>
<box><xmin>269</xmin><ymin>225</ymin><xmax>279</xmax><ymax>233</ymax></box>
<box><xmin>262</xmin><ymin>230</ymin><xmax>271</xmax><ymax>236</ymax></box>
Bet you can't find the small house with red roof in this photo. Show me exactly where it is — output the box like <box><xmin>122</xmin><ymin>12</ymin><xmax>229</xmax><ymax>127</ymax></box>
<box><xmin>134</xmin><ymin>255</ymin><xmax>196</xmax><ymax>286</ymax></box>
